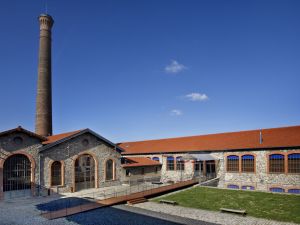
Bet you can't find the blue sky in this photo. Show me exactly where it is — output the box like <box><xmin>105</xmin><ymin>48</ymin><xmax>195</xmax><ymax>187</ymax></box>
<box><xmin>0</xmin><ymin>0</ymin><xmax>299</xmax><ymax>142</ymax></box>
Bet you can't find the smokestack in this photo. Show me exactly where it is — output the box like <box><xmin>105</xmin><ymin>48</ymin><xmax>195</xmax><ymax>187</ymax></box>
<box><xmin>35</xmin><ymin>14</ymin><xmax>54</xmax><ymax>136</ymax></box>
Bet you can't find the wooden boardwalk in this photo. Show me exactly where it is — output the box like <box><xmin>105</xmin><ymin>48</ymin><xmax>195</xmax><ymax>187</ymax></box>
<box><xmin>42</xmin><ymin>179</ymin><xmax>198</xmax><ymax>220</ymax></box>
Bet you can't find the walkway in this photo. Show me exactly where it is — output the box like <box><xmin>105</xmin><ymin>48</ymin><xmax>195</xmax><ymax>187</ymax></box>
<box><xmin>41</xmin><ymin>179</ymin><xmax>198</xmax><ymax>220</ymax></box>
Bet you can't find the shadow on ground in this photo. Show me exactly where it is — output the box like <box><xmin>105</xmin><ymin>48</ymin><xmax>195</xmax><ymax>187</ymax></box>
<box><xmin>64</xmin><ymin>206</ymin><xmax>184</xmax><ymax>225</ymax></box>
<box><xmin>36</xmin><ymin>197</ymin><xmax>94</xmax><ymax>212</ymax></box>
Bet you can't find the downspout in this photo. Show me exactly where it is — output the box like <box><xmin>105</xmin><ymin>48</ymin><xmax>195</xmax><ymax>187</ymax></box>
<box><xmin>38</xmin><ymin>153</ymin><xmax>41</xmax><ymax>196</ymax></box>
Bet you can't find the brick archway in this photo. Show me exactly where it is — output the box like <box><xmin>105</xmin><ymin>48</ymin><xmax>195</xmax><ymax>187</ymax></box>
<box><xmin>72</xmin><ymin>152</ymin><xmax>99</xmax><ymax>192</ymax></box>
<box><xmin>0</xmin><ymin>151</ymin><xmax>36</xmax><ymax>200</ymax></box>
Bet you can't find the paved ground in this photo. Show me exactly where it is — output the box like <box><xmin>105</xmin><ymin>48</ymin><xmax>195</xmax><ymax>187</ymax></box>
<box><xmin>65</xmin><ymin>205</ymin><xmax>218</xmax><ymax>225</ymax></box>
<box><xmin>0</xmin><ymin>196</ymin><xmax>76</xmax><ymax>225</ymax></box>
<box><xmin>0</xmin><ymin>195</ymin><xmax>217</xmax><ymax>225</ymax></box>
<box><xmin>134</xmin><ymin>202</ymin><xmax>298</xmax><ymax>225</ymax></box>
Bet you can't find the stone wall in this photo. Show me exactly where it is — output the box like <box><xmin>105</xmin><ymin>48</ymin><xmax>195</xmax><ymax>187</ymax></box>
<box><xmin>126</xmin><ymin>153</ymin><xmax>196</xmax><ymax>182</ymax></box>
<box><xmin>124</xmin><ymin>148</ymin><xmax>300</xmax><ymax>192</ymax></box>
<box><xmin>41</xmin><ymin>132</ymin><xmax>123</xmax><ymax>193</ymax></box>
<box><xmin>0</xmin><ymin>131</ymin><xmax>42</xmax><ymax>198</ymax></box>
<box><xmin>212</xmin><ymin>149</ymin><xmax>300</xmax><ymax>191</ymax></box>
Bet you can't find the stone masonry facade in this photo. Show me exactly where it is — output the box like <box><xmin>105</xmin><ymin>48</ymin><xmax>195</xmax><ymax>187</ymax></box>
<box><xmin>0</xmin><ymin>129</ymin><xmax>126</xmax><ymax>199</ymax></box>
<box><xmin>0</xmin><ymin>131</ymin><xmax>42</xmax><ymax>198</ymax></box>
<box><xmin>126</xmin><ymin>148</ymin><xmax>300</xmax><ymax>192</ymax></box>
<box><xmin>40</xmin><ymin>132</ymin><xmax>124</xmax><ymax>193</ymax></box>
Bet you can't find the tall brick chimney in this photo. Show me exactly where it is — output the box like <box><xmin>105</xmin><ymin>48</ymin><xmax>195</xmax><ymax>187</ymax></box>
<box><xmin>35</xmin><ymin>14</ymin><xmax>54</xmax><ymax>136</ymax></box>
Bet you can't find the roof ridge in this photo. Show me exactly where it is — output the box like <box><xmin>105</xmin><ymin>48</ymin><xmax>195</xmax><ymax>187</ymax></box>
<box><xmin>47</xmin><ymin>129</ymin><xmax>85</xmax><ymax>137</ymax></box>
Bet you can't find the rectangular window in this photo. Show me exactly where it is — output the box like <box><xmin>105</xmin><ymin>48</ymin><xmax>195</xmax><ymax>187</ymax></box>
<box><xmin>227</xmin><ymin>155</ymin><xmax>239</xmax><ymax>172</ymax></box>
<box><xmin>241</xmin><ymin>155</ymin><xmax>255</xmax><ymax>172</ymax></box>
<box><xmin>167</xmin><ymin>157</ymin><xmax>174</xmax><ymax>171</ymax></box>
<box><xmin>195</xmin><ymin>160</ymin><xmax>203</xmax><ymax>172</ymax></box>
<box><xmin>176</xmin><ymin>157</ymin><xmax>185</xmax><ymax>171</ymax></box>
<box><xmin>288</xmin><ymin>154</ymin><xmax>300</xmax><ymax>173</ymax></box>
<box><xmin>126</xmin><ymin>169</ymin><xmax>130</xmax><ymax>177</ymax></box>
<box><xmin>269</xmin><ymin>154</ymin><xmax>284</xmax><ymax>173</ymax></box>
<box><xmin>141</xmin><ymin>168</ymin><xmax>145</xmax><ymax>175</ymax></box>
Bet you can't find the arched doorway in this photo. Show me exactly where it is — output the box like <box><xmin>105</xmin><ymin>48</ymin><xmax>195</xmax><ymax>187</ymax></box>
<box><xmin>3</xmin><ymin>154</ymin><xmax>32</xmax><ymax>198</ymax></box>
<box><xmin>75</xmin><ymin>154</ymin><xmax>95</xmax><ymax>191</ymax></box>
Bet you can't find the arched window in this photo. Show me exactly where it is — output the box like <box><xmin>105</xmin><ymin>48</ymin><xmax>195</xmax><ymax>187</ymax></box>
<box><xmin>288</xmin><ymin>153</ymin><xmax>300</xmax><ymax>173</ymax></box>
<box><xmin>269</xmin><ymin>154</ymin><xmax>285</xmax><ymax>173</ymax></box>
<box><xmin>167</xmin><ymin>156</ymin><xmax>174</xmax><ymax>171</ymax></box>
<box><xmin>227</xmin><ymin>184</ymin><xmax>239</xmax><ymax>189</ymax></box>
<box><xmin>75</xmin><ymin>154</ymin><xmax>95</xmax><ymax>191</ymax></box>
<box><xmin>51</xmin><ymin>161</ymin><xmax>62</xmax><ymax>186</ymax></box>
<box><xmin>241</xmin><ymin>155</ymin><xmax>255</xmax><ymax>172</ymax></box>
<box><xmin>270</xmin><ymin>187</ymin><xmax>285</xmax><ymax>193</ymax></box>
<box><xmin>176</xmin><ymin>156</ymin><xmax>185</xmax><ymax>171</ymax></box>
<box><xmin>105</xmin><ymin>159</ymin><xmax>114</xmax><ymax>181</ymax></box>
<box><xmin>3</xmin><ymin>154</ymin><xmax>31</xmax><ymax>192</ymax></box>
<box><xmin>288</xmin><ymin>189</ymin><xmax>300</xmax><ymax>194</ymax></box>
<box><xmin>227</xmin><ymin>155</ymin><xmax>239</xmax><ymax>172</ymax></box>
<box><xmin>152</xmin><ymin>157</ymin><xmax>160</xmax><ymax>162</ymax></box>
<box><xmin>241</xmin><ymin>185</ymin><xmax>255</xmax><ymax>190</ymax></box>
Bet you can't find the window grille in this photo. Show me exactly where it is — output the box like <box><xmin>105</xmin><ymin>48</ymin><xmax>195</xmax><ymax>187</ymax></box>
<box><xmin>288</xmin><ymin>189</ymin><xmax>300</xmax><ymax>194</ymax></box>
<box><xmin>75</xmin><ymin>154</ymin><xmax>95</xmax><ymax>191</ymax></box>
<box><xmin>176</xmin><ymin>156</ymin><xmax>185</xmax><ymax>171</ymax></box>
<box><xmin>288</xmin><ymin>153</ymin><xmax>300</xmax><ymax>173</ymax></box>
<box><xmin>270</xmin><ymin>187</ymin><xmax>284</xmax><ymax>193</ymax></box>
<box><xmin>241</xmin><ymin>185</ymin><xmax>255</xmax><ymax>190</ymax></box>
<box><xmin>166</xmin><ymin>156</ymin><xmax>174</xmax><ymax>171</ymax></box>
<box><xmin>51</xmin><ymin>161</ymin><xmax>62</xmax><ymax>186</ymax></box>
<box><xmin>227</xmin><ymin>184</ymin><xmax>239</xmax><ymax>189</ymax></box>
<box><xmin>241</xmin><ymin>155</ymin><xmax>255</xmax><ymax>172</ymax></box>
<box><xmin>3</xmin><ymin>154</ymin><xmax>31</xmax><ymax>192</ymax></box>
<box><xmin>269</xmin><ymin>154</ymin><xmax>285</xmax><ymax>173</ymax></box>
<box><xmin>227</xmin><ymin>155</ymin><xmax>239</xmax><ymax>172</ymax></box>
<box><xmin>152</xmin><ymin>157</ymin><xmax>160</xmax><ymax>162</ymax></box>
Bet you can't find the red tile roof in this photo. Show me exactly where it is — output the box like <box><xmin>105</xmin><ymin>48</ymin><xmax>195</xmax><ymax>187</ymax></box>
<box><xmin>119</xmin><ymin>125</ymin><xmax>300</xmax><ymax>155</ymax></box>
<box><xmin>42</xmin><ymin>130</ymin><xmax>83</xmax><ymax>144</ymax></box>
<box><xmin>122</xmin><ymin>157</ymin><xmax>161</xmax><ymax>168</ymax></box>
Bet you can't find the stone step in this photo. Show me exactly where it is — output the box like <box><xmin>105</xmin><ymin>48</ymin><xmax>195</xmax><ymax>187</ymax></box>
<box><xmin>127</xmin><ymin>197</ymin><xmax>147</xmax><ymax>205</ymax></box>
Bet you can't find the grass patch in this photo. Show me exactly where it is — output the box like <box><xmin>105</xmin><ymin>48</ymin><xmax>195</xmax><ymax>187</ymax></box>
<box><xmin>153</xmin><ymin>187</ymin><xmax>300</xmax><ymax>223</ymax></box>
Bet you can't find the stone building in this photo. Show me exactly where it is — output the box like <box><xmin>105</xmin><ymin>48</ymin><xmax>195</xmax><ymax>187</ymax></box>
<box><xmin>119</xmin><ymin>125</ymin><xmax>300</xmax><ymax>193</ymax></box>
<box><xmin>0</xmin><ymin>127</ymin><xmax>126</xmax><ymax>199</ymax></box>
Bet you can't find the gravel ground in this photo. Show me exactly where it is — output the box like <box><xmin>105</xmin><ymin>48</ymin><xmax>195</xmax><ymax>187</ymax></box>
<box><xmin>134</xmin><ymin>202</ymin><xmax>298</xmax><ymax>225</ymax></box>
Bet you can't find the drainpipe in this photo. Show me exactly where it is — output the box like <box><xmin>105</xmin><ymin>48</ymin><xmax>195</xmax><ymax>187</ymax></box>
<box><xmin>38</xmin><ymin>153</ymin><xmax>41</xmax><ymax>196</ymax></box>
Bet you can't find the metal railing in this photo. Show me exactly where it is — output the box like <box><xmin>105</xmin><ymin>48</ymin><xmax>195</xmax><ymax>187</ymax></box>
<box><xmin>39</xmin><ymin>178</ymin><xmax>198</xmax><ymax>219</ymax></box>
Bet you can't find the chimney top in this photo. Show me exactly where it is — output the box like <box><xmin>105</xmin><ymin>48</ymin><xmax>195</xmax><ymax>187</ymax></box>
<box><xmin>38</xmin><ymin>14</ymin><xmax>54</xmax><ymax>30</ymax></box>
